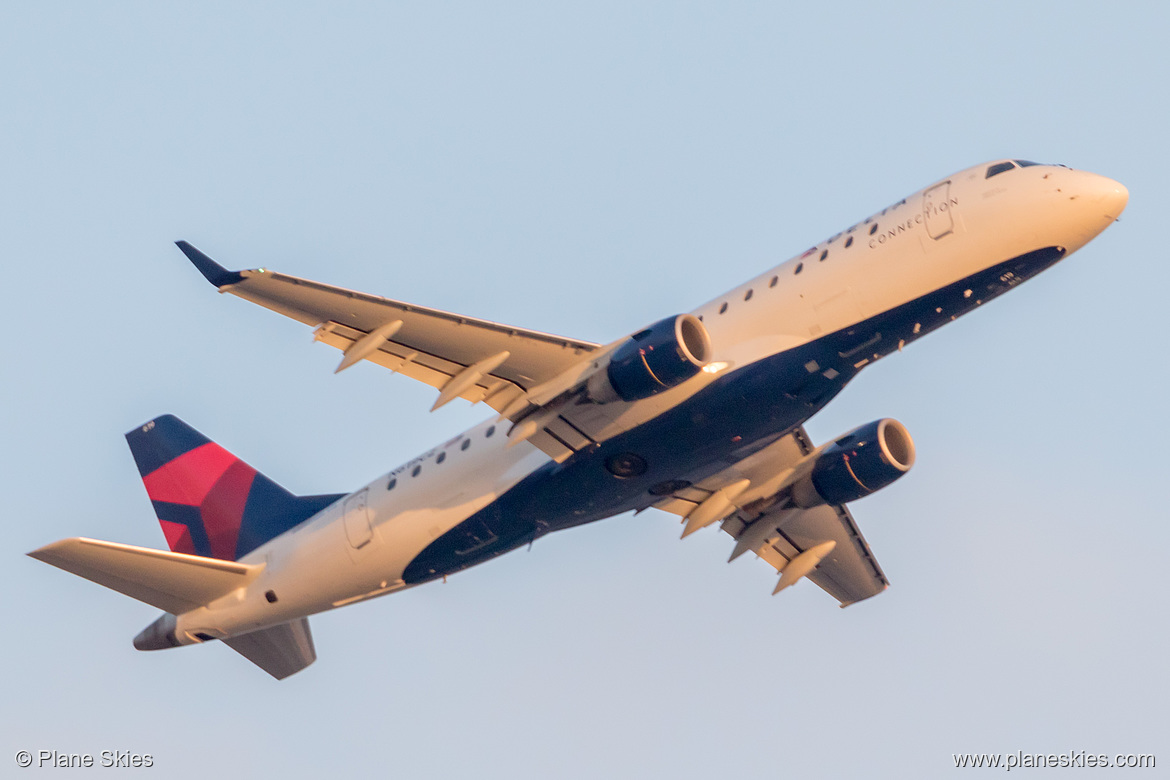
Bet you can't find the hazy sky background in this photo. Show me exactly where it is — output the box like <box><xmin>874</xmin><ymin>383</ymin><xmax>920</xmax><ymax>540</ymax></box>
<box><xmin>2</xmin><ymin>3</ymin><xmax>1165</xmax><ymax>778</ymax></box>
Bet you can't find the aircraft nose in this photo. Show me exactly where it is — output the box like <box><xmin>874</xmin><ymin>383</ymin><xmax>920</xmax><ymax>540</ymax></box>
<box><xmin>1095</xmin><ymin>174</ymin><xmax>1128</xmax><ymax>219</ymax></box>
<box><xmin>1053</xmin><ymin>170</ymin><xmax>1128</xmax><ymax>251</ymax></box>
<box><xmin>1081</xmin><ymin>171</ymin><xmax>1128</xmax><ymax>220</ymax></box>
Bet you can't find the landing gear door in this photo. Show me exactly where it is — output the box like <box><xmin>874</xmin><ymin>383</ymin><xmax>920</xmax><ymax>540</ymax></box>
<box><xmin>343</xmin><ymin>489</ymin><xmax>373</xmax><ymax>549</ymax></box>
<box><xmin>923</xmin><ymin>181</ymin><xmax>955</xmax><ymax>240</ymax></box>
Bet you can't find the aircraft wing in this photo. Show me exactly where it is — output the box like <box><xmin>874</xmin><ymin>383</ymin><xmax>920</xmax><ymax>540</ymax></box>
<box><xmin>652</xmin><ymin>426</ymin><xmax>889</xmax><ymax>606</ymax></box>
<box><xmin>720</xmin><ymin>502</ymin><xmax>889</xmax><ymax>606</ymax></box>
<box><xmin>176</xmin><ymin>242</ymin><xmax>600</xmax><ymax>417</ymax></box>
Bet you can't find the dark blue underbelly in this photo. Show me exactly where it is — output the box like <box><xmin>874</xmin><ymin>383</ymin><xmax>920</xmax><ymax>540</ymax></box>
<box><xmin>402</xmin><ymin>247</ymin><xmax>1064</xmax><ymax>584</ymax></box>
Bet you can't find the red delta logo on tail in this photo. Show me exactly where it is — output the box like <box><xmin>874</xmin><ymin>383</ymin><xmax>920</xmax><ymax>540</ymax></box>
<box><xmin>138</xmin><ymin>428</ymin><xmax>257</xmax><ymax>559</ymax></box>
<box><xmin>126</xmin><ymin>415</ymin><xmax>344</xmax><ymax>561</ymax></box>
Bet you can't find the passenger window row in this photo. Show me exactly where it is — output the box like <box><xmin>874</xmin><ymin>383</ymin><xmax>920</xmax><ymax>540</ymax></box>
<box><xmin>387</xmin><ymin>425</ymin><xmax>497</xmax><ymax>489</ymax></box>
<box><xmin>709</xmin><ymin>214</ymin><xmax>876</xmax><ymax>318</ymax></box>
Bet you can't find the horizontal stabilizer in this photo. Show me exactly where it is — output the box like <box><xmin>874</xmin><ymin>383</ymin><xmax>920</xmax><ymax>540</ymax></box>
<box><xmin>28</xmin><ymin>537</ymin><xmax>262</xmax><ymax>615</ymax></box>
<box><xmin>224</xmin><ymin>618</ymin><xmax>316</xmax><ymax>680</ymax></box>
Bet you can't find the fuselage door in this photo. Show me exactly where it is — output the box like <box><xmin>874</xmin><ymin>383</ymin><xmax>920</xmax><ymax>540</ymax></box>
<box><xmin>923</xmin><ymin>181</ymin><xmax>955</xmax><ymax>240</ymax></box>
<box><xmin>343</xmin><ymin>489</ymin><xmax>373</xmax><ymax>549</ymax></box>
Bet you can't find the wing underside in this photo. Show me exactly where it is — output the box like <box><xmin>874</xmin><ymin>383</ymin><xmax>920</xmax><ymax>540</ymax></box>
<box><xmin>653</xmin><ymin>426</ymin><xmax>889</xmax><ymax>606</ymax></box>
<box><xmin>722</xmin><ymin>503</ymin><xmax>888</xmax><ymax>605</ymax></box>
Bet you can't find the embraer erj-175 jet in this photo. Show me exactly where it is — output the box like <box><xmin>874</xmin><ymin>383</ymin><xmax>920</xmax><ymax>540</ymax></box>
<box><xmin>31</xmin><ymin>160</ymin><xmax>1127</xmax><ymax>678</ymax></box>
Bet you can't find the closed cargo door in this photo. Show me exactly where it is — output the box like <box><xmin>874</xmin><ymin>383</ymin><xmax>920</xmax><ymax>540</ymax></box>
<box><xmin>343</xmin><ymin>489</ymin><xmax>373</xmax><ymax>549</ymax></box>
<box><xmin>923</xmin><ymin>181</ymin><xmax>955</xmax><ymax>240</ymax></box>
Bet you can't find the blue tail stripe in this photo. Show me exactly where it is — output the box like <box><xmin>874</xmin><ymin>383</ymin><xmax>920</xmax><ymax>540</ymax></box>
<box><xmin>235</xmin><ymin>477</ymin><xmax>344</xmax><ymax>559</ymax></box>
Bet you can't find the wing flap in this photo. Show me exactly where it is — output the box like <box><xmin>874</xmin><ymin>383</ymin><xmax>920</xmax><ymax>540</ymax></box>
<box><xmin>313</xmin><ymin>320</ymin><xmax>498</xmax><ymax>401</ymax></box>
<box><xmin>776</xmin><ymin>503</ymin><xmax>888</xmax><ymax>604</ymax></box>
<box><xmin>28</xmin><ymin>537</ymin><xmax>262</xmax><ymax>615</ymax></box>
<box><xmin>745</xmin><ymin>504</ymin><xmax>888</xmax><ymax>606</ymax></box>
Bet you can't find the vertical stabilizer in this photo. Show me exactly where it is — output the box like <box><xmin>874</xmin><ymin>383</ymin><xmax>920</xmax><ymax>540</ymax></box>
<box><xmin>223</xmin><ymin>618</ymin><xmax>317</xmax><ymax>680</ymax></box>
<box><xmin>126</xmin><ymin>415</ymin><xmax>343</xmax><ymax>561</ymax></box>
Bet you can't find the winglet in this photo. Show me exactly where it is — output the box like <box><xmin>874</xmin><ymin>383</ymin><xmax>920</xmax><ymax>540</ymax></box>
<box><xmin>176</xmin><ymin>241</ymin><xmax>245</xmax><ymax>287</ymax></box>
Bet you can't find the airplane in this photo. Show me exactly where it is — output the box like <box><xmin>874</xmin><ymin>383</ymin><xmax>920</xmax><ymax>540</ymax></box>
<box><xmin>30</xmin><ymin>159</ymin><xmax>1128</xmax><ymax>679</ymax></box>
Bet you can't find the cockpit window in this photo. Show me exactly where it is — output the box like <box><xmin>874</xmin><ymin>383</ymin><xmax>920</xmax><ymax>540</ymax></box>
<box><xmin>1014</xmin><ymin>160</ymin><xmax>1042</xmax><ymax>167</ymax></box>
<box><xmin>985</xmin><ymin>161</ymin><xmax>1017</xmax><ymax>179</ymax></box>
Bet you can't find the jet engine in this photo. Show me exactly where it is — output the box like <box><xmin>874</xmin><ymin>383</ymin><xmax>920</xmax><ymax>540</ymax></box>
<box><xmin>790</xmin><ymin>418</ymin><xmax>916</xmax><ymax>507</ymax></box>
<box><xmin>586</xmin><ymin>314</ymin><xmax>712</xmax><ymax>403</ymax></box>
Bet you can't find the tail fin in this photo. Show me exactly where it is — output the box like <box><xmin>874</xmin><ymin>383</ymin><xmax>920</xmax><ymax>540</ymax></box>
<box><xmin>126</xmin><ymin>415</ymin><xmax>344</xmax><ymax>561</ymax></box>
<box><xmin>223</xmin><ymin>618</ymin><xmax>316</xmax><ymax>680</ymax></box>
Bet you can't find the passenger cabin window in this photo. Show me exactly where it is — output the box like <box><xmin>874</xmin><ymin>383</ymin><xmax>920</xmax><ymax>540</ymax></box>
<box><xmin>744</xmin><ymin>289</ymin><xmax>753</xmax><ymax>301</ymax></box>
<box><xmin>985</xmin><ymin>161</ymin><xmax>1017</xmax><ymax>178</ymax></box>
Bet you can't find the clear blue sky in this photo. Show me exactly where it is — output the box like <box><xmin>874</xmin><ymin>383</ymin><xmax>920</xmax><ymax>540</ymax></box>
<box><xmin>2</xmin><ymin>3</ymin><xmax>1165</xmax><ymax>778</ymax></box>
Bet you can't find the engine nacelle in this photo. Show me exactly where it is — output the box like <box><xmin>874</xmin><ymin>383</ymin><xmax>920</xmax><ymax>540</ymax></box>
<box><xmin>586</xmin><ymin>314</ymin><xmax>712</xmax><ymax>403</ymax></box>
<box><xmin>790</xmin><ymin>419</ymin><xmax>916</xmax><ymax>508</ymax></box>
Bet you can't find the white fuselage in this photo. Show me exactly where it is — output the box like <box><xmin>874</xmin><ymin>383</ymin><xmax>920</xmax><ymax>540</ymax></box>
<box><xmin>172</xmin><ymin>161</ymin><xmax>1127</xmax><ymax>643</ymax></box>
